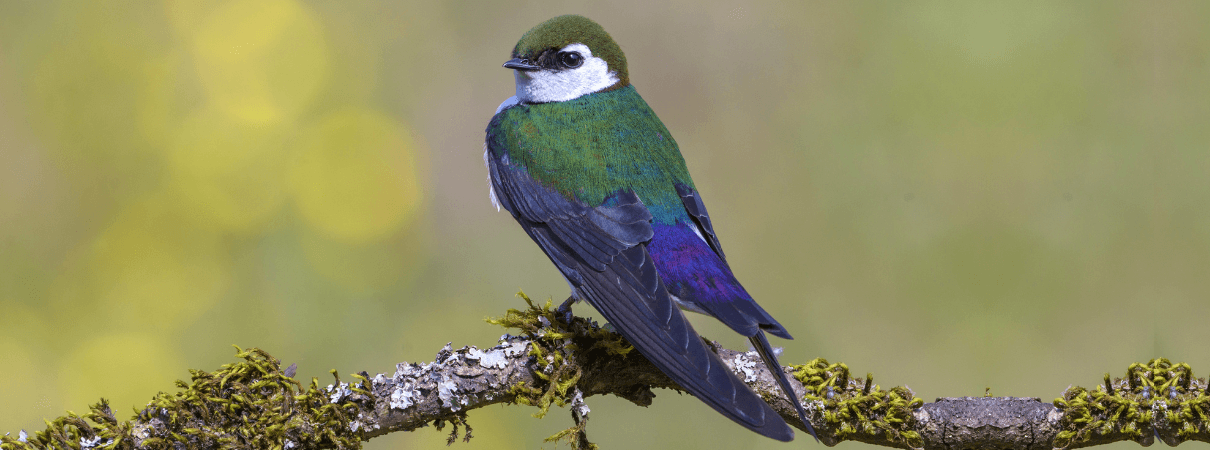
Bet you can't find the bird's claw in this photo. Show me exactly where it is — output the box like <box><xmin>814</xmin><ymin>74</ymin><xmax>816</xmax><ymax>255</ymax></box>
<box><xmin>556</xmin><ymin>296</ymin><xmax>577</xmax><ymax>325</ymax></box>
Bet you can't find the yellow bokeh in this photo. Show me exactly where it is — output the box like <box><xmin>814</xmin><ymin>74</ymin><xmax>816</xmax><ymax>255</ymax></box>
<box><xmin>0</xmin><ymin>338</ymin><xmax>42</xmax><ymax>427</ymax></box>
<box><xmin>297</xmin><ymin>226</ymin><xmax>425</xmax><ymax>294</ymax></box>
<box><xmin>389</xmin><ymin>406</ymin><xmax>527</xmax><ymax>450</ymax></box>
<box><xmin>168</xmin><ymin>108</ymin><xmax>291</xmax><ymax>233</ymax></box>
<box><xmin>88</xmin><ymin>197</ymin><xmax>230</xmax><ymax>331</ymax></box>
<box><xmin>29</xmin><ymin>5</ymin><xmax>174</xmax><ymax>162</ymax></box>
<box><xmin>58</xmin><ymin>333</ymin><xmax>182</xmax><ymax>415</ymax></box>
<box><xmin>136</xmin><ymin>49</ymin><xmax>193</xmax><ymax>154</ymax></box>
<box><xmin>191</xmin><ymin>0</ymin><xmax>328</xmax><ymax>124</ymax></box>
<box><xmin>4</xmin><ymin>1</ymin><xmax>1209</xmax><ymax>447</ymax></box>
<box><xmin>164</xmin><ymin>0</ymin><xmax>211</xmax><ymax>40</ymax></box>
<box><xmin>290</xmin><ymin>109</ymin><xmax>423</xmax><ymax>243</ymax></box>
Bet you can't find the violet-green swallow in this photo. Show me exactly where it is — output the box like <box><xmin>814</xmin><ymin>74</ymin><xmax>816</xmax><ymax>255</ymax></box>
<box><xmin>484</xmin><ymin>15</ymin><xmax>816</xmax><ymax>442</ymax></box>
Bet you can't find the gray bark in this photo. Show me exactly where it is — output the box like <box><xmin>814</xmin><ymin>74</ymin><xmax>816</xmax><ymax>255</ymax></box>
<box><xmin>5</xmin><ymin>321</ymin><xmax>1207</xmax><ymax>450</ymax></box>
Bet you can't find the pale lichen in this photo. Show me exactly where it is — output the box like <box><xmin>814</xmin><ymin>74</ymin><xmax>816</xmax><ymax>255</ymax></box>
<box><xmin>0</xmin><ymin>346</ymin><xmax>371</xmax><ymax>450</ymax></box>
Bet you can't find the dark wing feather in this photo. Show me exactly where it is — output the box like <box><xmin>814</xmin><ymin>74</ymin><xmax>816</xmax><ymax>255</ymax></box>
<box><xmin>676</xmin><ymin>183</ymin><xmax>727</xmax><ymax>261</ymax></box>
<box><xmin>673</xmin><ymin>183</ymin><xmax>816</xmax><ymax>439</ymax></box>
<box><xmin>670</xmin><ymin>183</ymin><xmax>793</xmax><ymax>339</ymax></box>
<box><xmin>487</xmin><ymin>153</ymin><xmax>794</xmax><ymax>441</ymax></box>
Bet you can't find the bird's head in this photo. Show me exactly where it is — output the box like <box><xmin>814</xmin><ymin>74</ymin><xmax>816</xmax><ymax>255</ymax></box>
<box><xmin>504</xmin><ymin>15</ymin><xmax>629</xmax><ymax>104</ymax></box>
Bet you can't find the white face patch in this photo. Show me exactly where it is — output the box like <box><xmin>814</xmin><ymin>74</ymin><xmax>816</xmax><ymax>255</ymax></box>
<box><xmin>512</xmin><ymin>43</ymin><xmax>619</xmax><ymax>103</ymax></box>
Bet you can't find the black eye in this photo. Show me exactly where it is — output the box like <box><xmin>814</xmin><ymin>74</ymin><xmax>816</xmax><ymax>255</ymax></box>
<box><xmin>558</xmin><ymin>51</ymin><xmax>583</xmax><ymax>68</ymax></box>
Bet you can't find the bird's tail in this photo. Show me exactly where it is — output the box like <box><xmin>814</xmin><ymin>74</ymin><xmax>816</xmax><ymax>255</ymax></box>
<box><xmin>749</xmin><ymin>332</ymin><xmax>819</xmax><ymax>442</ymax></box>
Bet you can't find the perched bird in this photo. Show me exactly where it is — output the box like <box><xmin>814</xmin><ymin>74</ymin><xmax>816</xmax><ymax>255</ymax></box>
<box><xmin>484</xmin><ymin>15</ymin><xmax>817</xmax><ymax>442</ymax></box>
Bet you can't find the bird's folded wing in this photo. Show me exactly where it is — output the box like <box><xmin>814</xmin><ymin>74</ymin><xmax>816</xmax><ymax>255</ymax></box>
<box><xmin>486</xmin><ymin>154</ymin><xmax>793</xmax><ymax>441</ymax></box>
<box><xmin>675</xmin><ymin>183</ymin><xmax>727</xmax><ymax>261</ymax></box>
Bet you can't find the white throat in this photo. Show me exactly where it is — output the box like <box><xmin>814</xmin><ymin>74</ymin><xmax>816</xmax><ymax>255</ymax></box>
<box><xmin>513</xmin><ymin>43</ymin><xmax>619</xmax><ymax>103</ymax></box>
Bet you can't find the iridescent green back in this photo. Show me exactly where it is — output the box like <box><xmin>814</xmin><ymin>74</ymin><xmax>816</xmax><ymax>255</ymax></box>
<box><xmin>487</xmin><ymin>86</ymin><xmax>695</xmax><ymax>224</ymax></box>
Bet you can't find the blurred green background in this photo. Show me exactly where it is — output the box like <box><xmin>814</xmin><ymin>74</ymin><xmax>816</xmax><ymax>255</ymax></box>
<box><xmin>1</xmin><ymin>1</ymin><xmax>1208</xmax><ymax>449</ymax></box>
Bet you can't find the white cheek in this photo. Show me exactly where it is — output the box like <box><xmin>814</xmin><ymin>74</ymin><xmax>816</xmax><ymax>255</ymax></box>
<box><xmin>513</xmin><ymin>43</ymin><xmax>619</xmax><ymax>103</ymax></box>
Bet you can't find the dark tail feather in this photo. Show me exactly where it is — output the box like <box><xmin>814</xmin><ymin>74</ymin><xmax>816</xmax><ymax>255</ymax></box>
<box><xmin>750</xmin><ymin>332</ymin><xmax>819</xmax><ymax>442</ymax></box>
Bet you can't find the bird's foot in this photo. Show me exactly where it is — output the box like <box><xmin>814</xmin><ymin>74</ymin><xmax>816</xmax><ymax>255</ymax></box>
<box><xmin>555</xmin><ymin>296</ymin><xmax>577</xmax><ymax>325</ymax></box>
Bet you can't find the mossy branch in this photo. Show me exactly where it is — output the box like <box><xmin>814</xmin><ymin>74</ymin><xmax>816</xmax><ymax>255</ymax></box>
<box><xmin>3</xmin><ymin>293</ymin><xmax>1208</xmax><ymax>450</ymax></box>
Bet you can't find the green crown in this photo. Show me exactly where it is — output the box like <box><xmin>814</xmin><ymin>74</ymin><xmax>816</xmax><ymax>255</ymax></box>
<box><xmin>512</xmin><ymin>15</ymin><xmax>629</xmax><ymax>87</ymax></box>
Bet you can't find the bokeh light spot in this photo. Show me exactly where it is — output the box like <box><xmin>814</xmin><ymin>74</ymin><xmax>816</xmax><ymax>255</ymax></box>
<box><xmin>59</xmin><ymin>334</ymin><xmax>182</xmax><ymax>416</ymax></box>
<box><xmin>164</xmin><ymin>0</ymin><xmax>212</xmax><ymax>40</ymax></box>
<box><xmin>89</xmin><ymin>197</ymin><xmax>230</xmax><ymax>331</ymax></box>
<box><xmin>136</xmin><ymin>50</ymin><xmax>196</xmax><ymax>154</ymax></box>
<box><xmin>297</xmin><ymin>225</ymin><xmax>424</xmax><ymax>294</ymax></box>
<box><xmin>169</xmin><ymin>109</ymin><xmax>291</xmax><ymax>233</ymax></box>
<box><xmin>0</xmin><ymin>338</ymin><xmax>42</xmax><ymax>427</ymax></box>
<box><xmin>29</xmin><ymin>5</ymin><xmax>174</xmax><ymax>166</ymax></box>
<box><xmin>191</xmin><ymin>0</ymin><xmax>328</xmax><ymax>124</ymax></box>
<box><xmin>290</xmin><ymin>109</ymin><xmax>422</xmax><ymax>243</ymax></box>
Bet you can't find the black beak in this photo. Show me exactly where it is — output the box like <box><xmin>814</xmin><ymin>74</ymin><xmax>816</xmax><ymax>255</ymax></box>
<box><xmin>503</xmin><ymin>58</ymin><xmax>540</xmax><ymax>71</ymax></box>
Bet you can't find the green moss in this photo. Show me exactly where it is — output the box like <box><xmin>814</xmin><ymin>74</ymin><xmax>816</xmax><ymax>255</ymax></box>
<box><xmin>486</xmin><ymin>291</ymin><xmax>632</xmax><ymax>449</ymax></box>
<box><xmin>490</xmin><ymin>295</ymin><xmax>932</xmax><ymax>448</ymax></box>
<box><xmin>433</xmin><ymin>414</ymin><xmax>473</xmax><ymax>446</ymax></box>
<box><xmin>486</xmin><ymin>292</ymin><xmax>591</xmax><ymax>420</ymax></box>
<box><xmin>485</xmin><ymin>291</ymin><xmax>634</xmax><ymax>361</ymax></box>
<box><xmin>1053</xmin><ymin>358</ymin><xmax>1207</xmax><ymax>448</ymax></box>
<box><xmin>512</xmin><ymin>15</ymin><xmax>629</xmax><ymax>88</ymax></box>
<box><xmin>789</xmin><ymin>358</ymin><xmax>924</xmax><ymax>448</ymax></box>
<box><xmin>0</xmin><ymin>347</ymin><xmax>370</xmax><ymax>450</ymax></box>
<box><xmin>543</xmin><ymin>418</ymin><xmax>598</xmax><ymax>450</ymax></box>
<box><xmin>0</xmin><ymin>400</ymin><xmax>132</xmax><ymax>450</ymax></box>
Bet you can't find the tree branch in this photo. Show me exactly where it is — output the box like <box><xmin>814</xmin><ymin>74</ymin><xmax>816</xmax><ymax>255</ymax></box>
<box><xmin>3</xmin><ymin>295</ymin><xmax>1207</xmax><ymax>450</ymax></box>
